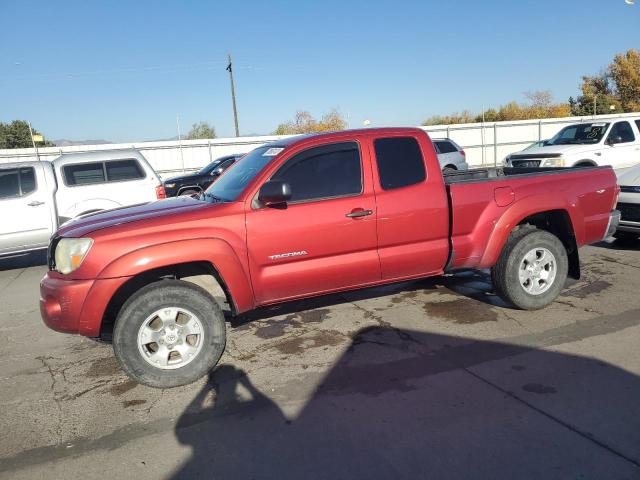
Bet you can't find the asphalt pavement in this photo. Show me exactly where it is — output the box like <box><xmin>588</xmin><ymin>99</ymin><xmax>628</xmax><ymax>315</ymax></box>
<box><xmin>1</xmin><ymin>241</ymin><xmax>640</xmax><ymax>479</ymax></box>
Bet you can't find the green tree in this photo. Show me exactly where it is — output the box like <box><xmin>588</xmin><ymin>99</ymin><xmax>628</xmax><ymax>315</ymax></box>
<box><xmin>186</xmin><ymin>121</ymin><xmax>216</xmax><ymax>140</ymax></box>
<box><xmin>0</xmin><ymin>120</ymin><xmax>54</xmax><ymax>149</ymax></box>
<box><xmin>274</xmin><ymin>109</ymin><xmax>347</xmax><ymax>135</ymax></box>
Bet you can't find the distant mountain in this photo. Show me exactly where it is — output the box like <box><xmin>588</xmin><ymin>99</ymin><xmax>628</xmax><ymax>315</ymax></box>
<box><xmin>53</xmin><ymin>139</ymin><xmax>113</xmax><ymax>147</ymax></box>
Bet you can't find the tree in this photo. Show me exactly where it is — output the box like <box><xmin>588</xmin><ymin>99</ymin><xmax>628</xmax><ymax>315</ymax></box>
<box><xmin>187</xmin><ymin>121</ymin><xmax>216</xmax><ymax>140</ymax></box>
<box><xmin>570</xmin><ymin>72</ymin><xmax>622</xmax><ymax>116</ymax></box>
<box><xmin>422</xmin><ymin>93</ymin><xmax>570</xmax><ymax>126</ymax></box>
<box><xmin>273</xmin><ymin>109</ymin><xmax>347</xmax><ymax>135</ymax></box>
<box><xmin>524</xmin><ymin>90</ymin><xmax>553</xmax><ymax>107</ymax></box>
<box><xmin>0</xmin><ymin>120</ymin><xmax>54</xmax><ymax>149</ymax></box>
<box><xmin>610</xmin><ymin>49</ymin><xmax>640</xmax><ymax>112</ymax></box>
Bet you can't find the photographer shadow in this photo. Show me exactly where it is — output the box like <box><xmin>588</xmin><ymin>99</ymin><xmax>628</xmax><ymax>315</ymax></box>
<box><xmin>173</xmin><ymin>324</ymin><xmax>640</xmax><ymax>479</ymax></box>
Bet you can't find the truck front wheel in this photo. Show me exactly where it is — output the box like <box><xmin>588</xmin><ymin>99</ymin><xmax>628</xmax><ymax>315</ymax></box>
<box><xmin>113</xmin><ymin>279</ymin><xmax>226</xmax><ymax>388</ymax></box>
<box><xmin>491</xmin><ymin>226</ymin><xmax>568</xmax><ymax>310</ymax></box>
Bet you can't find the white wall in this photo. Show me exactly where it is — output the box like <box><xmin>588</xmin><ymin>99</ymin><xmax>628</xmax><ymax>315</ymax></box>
<box><xmin>1</xmin><ymin>112</ymin><xmax>638</xmax><ymax>176</ymax></box>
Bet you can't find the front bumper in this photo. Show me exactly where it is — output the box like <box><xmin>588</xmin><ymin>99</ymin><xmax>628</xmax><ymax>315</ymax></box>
<box><xmin>604</xmin><ymin>210</ymin><xmax>621</xmax><ymax>239</ymax></box>
<box><xmin>617</xmin><ymin>221</ymin><xmax>640</xmax><ymax>234</ymax></box>
<box><xmin>40</xmin><ymin>273</ymin><xmax>131</xmax><ymax>337</ymax></box>
<box><xmin>40</xmin><ymin>275</ymin><xmax>95</xmax><ymax>334</ymax></box>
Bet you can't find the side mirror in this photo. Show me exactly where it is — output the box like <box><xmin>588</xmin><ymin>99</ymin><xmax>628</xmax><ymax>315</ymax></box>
<box><xmin>607</xmin><ymin>135</ymin><xmax>623</xmax><ymax>145</ymax></box>
<box><xmin>258</xmin><ymin>180</ymin><xmax>291</xmax><ymax>206</ymax></box>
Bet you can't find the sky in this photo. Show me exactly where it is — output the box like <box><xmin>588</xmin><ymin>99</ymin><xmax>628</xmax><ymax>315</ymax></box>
<box><xmin>1</xmin><ymin>0</ymin><xmax>639</xmax><ymax>143</ymax></box>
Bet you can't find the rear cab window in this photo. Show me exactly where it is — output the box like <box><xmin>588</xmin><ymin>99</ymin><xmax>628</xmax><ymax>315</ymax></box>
<box><xmin>63</xmin><ymin>158</ymin><xmax>145</xmax><ymax>186</ymax></box>
<box><xmin>374</xmin><ymin>137</ymin><xmax>426</xmax><ymax>190</ymax></box>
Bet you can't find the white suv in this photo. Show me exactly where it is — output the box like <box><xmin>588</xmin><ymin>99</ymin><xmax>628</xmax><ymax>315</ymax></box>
<box><xmin>505</xmin><ymin>118</ymin><xmax>640</xmax><ymax>169</ymax></box>
<box><xmin>432</xmin><ymin>138</ymin><xmax>469</xmax><ymax>172</ymax></box>
<box><xmin>0</xmin><ymin>149</ymin><xmax>164</xmax><ymax>257</ymax></box>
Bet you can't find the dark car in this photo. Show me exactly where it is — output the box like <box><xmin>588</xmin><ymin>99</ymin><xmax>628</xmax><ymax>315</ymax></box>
<box><xmin>163</xmin><ymin>154</ymin><xmax>242</xmax><ymax>197</ymax></box>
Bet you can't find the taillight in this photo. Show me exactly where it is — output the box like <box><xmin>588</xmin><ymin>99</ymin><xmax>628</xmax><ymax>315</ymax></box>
<box><xmin>156</xmin><ymin>184</ymin><xmax>167</xmax><ymax>199</ymax></box>
<box><xmin>459</xmin><ymin>150</ymin><xmax>466</xmax><ymax>157</ymax></box>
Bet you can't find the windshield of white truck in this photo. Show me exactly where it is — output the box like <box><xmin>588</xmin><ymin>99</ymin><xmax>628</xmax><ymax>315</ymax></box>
<box><xmin>203</xmin><ymin>146</ymin><xmax>276</xmax><ymax>202</ymax></box>
<box><xmin>547</xmin><ymin>123</ymin><xmax>610</xmax><ymax>145</ymax></box>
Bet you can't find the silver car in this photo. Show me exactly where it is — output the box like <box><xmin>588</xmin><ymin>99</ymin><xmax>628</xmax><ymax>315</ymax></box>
<box><xmin>432</xmin><ymin>138</ymin><xmax>469</xmax><ymax>173</ymax></box>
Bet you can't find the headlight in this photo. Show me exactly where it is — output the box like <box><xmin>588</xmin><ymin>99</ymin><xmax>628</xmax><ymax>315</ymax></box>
<box><xmin>54</xmin><ymin>238</ymin><xmax>93</xmax><ymax>274</ymax></box>
<box><xmin>164</xmin><ymin>183</ymin><xmax>176</xmax><ymax>188</ymax></box>
<box><xmin>542</xmin><ymin>157</ymin><xmax>564</xmax><ymax>167</ymax></box>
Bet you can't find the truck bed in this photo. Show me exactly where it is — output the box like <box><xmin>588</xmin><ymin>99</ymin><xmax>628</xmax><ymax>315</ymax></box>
<box><xmin>443</xmin><ymin>165</ymin><xmax>617</xmax><ymax>271</ymax></box>
<box><xmin>443</xmin><ymin>165</ymin><xmax>610</xmax><ymax>184</ymax></box>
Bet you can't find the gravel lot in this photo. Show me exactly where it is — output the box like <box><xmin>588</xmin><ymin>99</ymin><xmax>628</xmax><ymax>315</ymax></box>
<box><xmin>1</xmin><ymin>241</ymin><xmax>640</xmax><ymax>479</ymax></box>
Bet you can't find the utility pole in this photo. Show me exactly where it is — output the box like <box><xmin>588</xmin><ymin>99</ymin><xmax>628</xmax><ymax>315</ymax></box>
<box><xmin>28</xmin><ymin>121</ymin><xmax>40</xmax><ymax>162</ymax></box>
<box><xmin>176</xmin><ymin>114</ymin><xmax>184</xmax><ymax>172</ymax></box>
<box><xmin>226</xmin><ymin>54</ymin><xmax>240</xmax><ymax>137</ymax></box>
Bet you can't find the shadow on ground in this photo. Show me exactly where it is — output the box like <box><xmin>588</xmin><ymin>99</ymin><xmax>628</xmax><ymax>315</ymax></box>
<box><xmin>0</xmin><ymin>250</ymin><xmax>47</xmax><ymax>271</ymax></box>
<box><xmin>593</xmin><ymin>238</ymin><xmax>640</xmax><ymax>252</ymax></box>
<box><xmin>173</xmin><ymin>325</ymin><xmax>640</xmax><ymax>479</ymax></box>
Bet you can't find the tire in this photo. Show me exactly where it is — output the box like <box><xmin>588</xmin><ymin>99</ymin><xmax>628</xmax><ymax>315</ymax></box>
<box><xmin>491</xmin><ymin>226</ymin><xmax>568</xmax><ymax>310</ymax></box>
<box><xmin>613</xmin><ymin>231</ymin><xmax>639</xmax><ymax>242</ymax></box>
<box><xmin>442</xmin><ymin>166</ymin><xmax>457</xmax><ymax>174</ymax></box>
<box><xmin>179</xmin><ymin>189</ymin><xmax>200</xmax><ymax>198</ymax></box>
<box><xmin>113</xmin><ymin>279</ymin><xmax>226</xmax><ymax>388</ymax></box>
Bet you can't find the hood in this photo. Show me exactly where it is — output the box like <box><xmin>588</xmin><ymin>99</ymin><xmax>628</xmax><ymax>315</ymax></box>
<box><xmin>511</xmin><ymin>144</ymin><xmax>600</xmax><ymax>157</ymax></box>
<box><xmin>163</xmin><ymin>172</ymin><xmax>208</xmax><ymax>184</ymax></box>
<box><xmin>58</xmin><ymin>196</ymin><xmax>209</xmax><ymax>237</ymax></box>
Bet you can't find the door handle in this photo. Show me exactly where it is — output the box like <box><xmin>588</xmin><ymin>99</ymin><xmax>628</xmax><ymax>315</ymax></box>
<box><xmin>28</xmin><ymin>201</ymin><xmax>45</xmax><ymax>207</ymax></box>
<box><xmin>345</xmin><ymin>209</ymin><xmax>373</xmax><ymax>218</ymax></box>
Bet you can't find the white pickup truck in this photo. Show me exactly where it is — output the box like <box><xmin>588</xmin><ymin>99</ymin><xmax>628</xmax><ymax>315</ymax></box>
<box><xmin>506</xmin><ymin>117</ymin><xmax>640</xmax><ymax>169</ymax></box>
<box><xmin>0</xmin><ymin>149</ymin><xmax>164</xmax><ymax>257</ymax></box>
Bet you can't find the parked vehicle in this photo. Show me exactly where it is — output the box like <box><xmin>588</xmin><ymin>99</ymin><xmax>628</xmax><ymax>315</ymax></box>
<box><xmin>40</xmin><ymin>128</ymin><xmax>619</xmax><ymax>388</ymax></box>
<box><xmin>523</xmin><ymin>139</ymin><xmax>549</xmax><ymax>150</ymax></box>
<box><xmin>163</xmin><ymin>154</ymin><xmax>243</xmax><ymax>197</ymax></box>
<box><xmin>505</xmin><ymin>118</ymin><xmax>640</xmax><ymax>169</ymax></box>
<box><xmin>0</xmin><ymin>149</ymin><xmax>164</xmax><ymax>257</ymax></box>
<box><xmin>614</xmin><ymin>164</ymin><xmax>640</xmax><ymax>241</ymax></box>
<box><xmin>432</xmin><ymin>138</ymin><xmax>468</xmax><ymax>172</ymax></box>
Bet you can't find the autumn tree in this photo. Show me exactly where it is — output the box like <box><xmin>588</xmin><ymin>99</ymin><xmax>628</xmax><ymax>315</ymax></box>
<box><xmin>610</xmin><ymin>49</ymin><xmax>640</xmax><ymax>112</ymax></box>
<box><xmin>274</xmin><ymin>109</ymin><xmax>347</xmax><ymax>135</ymax></box>
<box><xmin>570</xmin><ymin>72</ymin><xmax>622</xmax><ymax>116</ymax></box>
<box><xmin>423</xmin><ymin>91</ymin><xmax>570</xmax><ymax>126</ymax></box>
<box><xmin>187</xmin><ymin>121</ymin><xmax>216</xmax><ymax>140</ymax></box>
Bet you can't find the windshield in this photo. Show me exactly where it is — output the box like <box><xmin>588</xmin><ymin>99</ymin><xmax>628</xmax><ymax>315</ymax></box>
<box><xmin>198</xmin><ymin>158</ymin><xmax>225</xmax><ymax>175</ymax></box>
<box><xmin>203</xmin><ymin>146</ymin><xmax>277</xmax><ymax>202</ymax></box>
<box><xmin>547</xmin><ymin>123</ymin><xmax>610</xmax><ymax>145</ymax></box>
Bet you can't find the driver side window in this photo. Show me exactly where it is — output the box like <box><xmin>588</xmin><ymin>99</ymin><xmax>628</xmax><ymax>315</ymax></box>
<box><xmin>608</xmin><ymin>121</ymin><xmax>635</xmax><ymax>144</ymax></box>
<box><xmin>272</xmin><ymin>142</ymin><xmax>362</xmax><ymax>203</ymax></box>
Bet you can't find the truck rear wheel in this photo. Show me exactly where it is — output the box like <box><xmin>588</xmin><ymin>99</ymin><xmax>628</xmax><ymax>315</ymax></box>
<box><xmin>113</xmin><ymin>279</ymin><xmax>226</xmax><ymax>388</ymax></box>
<box><xmin>491</xmin><ymin>226</ymin><xmax>568</xmax><ymax>310</ymax></box>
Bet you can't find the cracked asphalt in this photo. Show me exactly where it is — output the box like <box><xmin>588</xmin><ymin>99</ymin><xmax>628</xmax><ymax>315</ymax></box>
<box><xmin>1</xmin><ymin>241</ymin><xmax>640</xmax><ymax>479</ymax></box>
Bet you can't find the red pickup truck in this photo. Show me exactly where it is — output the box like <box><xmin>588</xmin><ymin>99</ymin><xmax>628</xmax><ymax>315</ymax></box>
<box><xmin>40</xmin><ymin>128</ymin><xmax>620</xmax><ymax>388</ymax></box>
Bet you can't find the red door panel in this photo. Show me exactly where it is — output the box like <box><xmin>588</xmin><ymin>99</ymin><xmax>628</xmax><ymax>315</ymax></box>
<box><xmin>369</xmin><ymin>135</ymin><xmax>450</xmax><ymax>280</ymax></box>
<box><xmin>245</xmin><ymin>139</ymin><xmax>380</xmax><ymax>305</ymax></box>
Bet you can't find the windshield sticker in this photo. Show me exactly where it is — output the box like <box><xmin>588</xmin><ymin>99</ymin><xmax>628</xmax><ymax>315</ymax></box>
<box><xmin>263</xmin><ymin>147</ymin><xmax>284</xmax><ymax>157</ymax></box>
<box><xmin>587</xmin><ymin>126</ymin><xmax>604</xmax><ymax>138</ymax></box>
<box><xmin>591</xmin><ymin>123</ymin><xmax>606</xmax><ymax>127</ymax></box>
